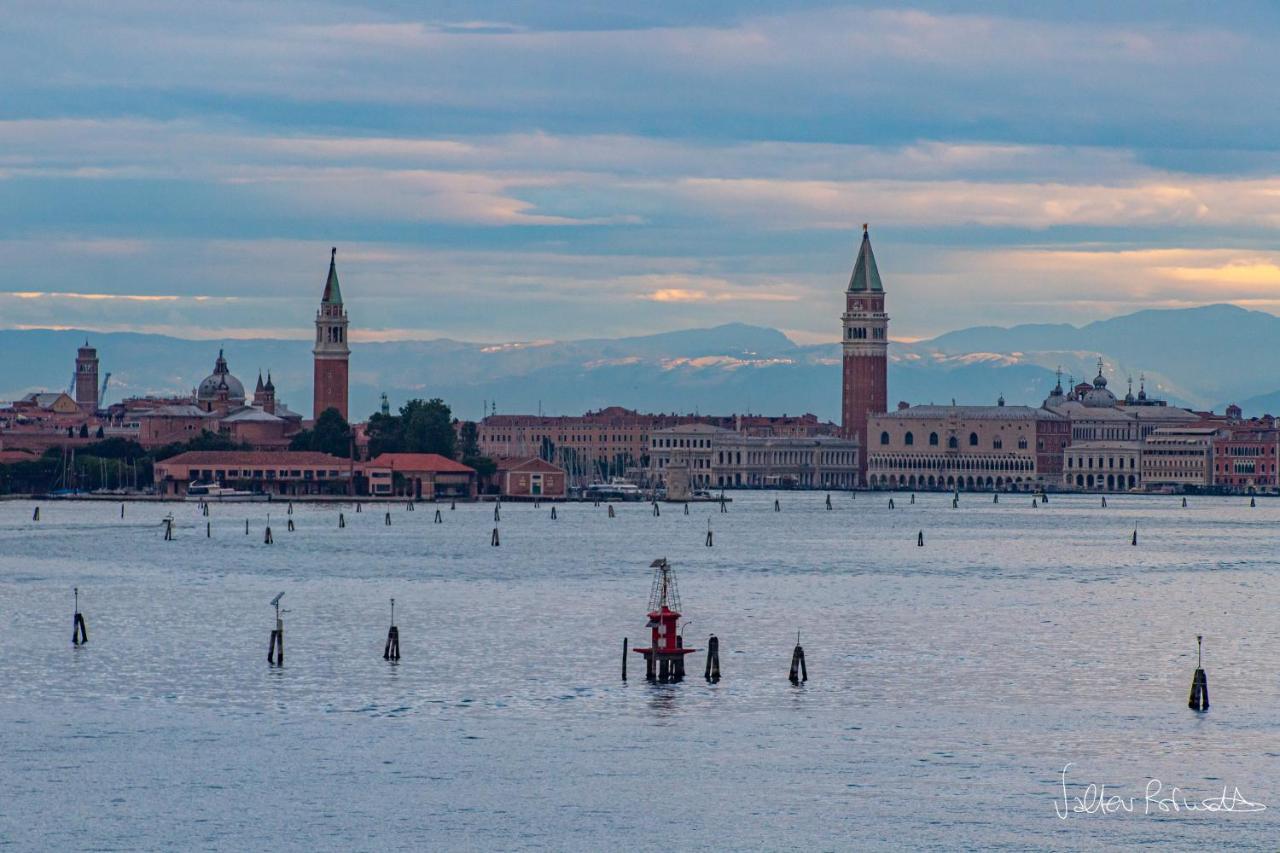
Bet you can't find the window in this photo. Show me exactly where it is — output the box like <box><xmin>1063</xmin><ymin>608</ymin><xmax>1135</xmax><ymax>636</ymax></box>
<box><xmin>993</xmin><ymin>437</ymin><xmax>1003</xmax><ymax>449</ymax></box>
<box><xmin>905</xmin><ymin>431</ymin><xmax>914</xmax><ymax>446</ymax></box>
<box><xmin>1018</xmin><ymin>438</ymin><xmax>1028</xmax><ymax>449</ymax></box>
<box><xmin>880</xmin><ymin>431</ymin><xmax>889</xmax><ymax>445</ymax></box>
<box><xmin>968</xmin><ymin>432</ymin><xmax>978</xmax><ymax>447</ymax></box>
<box><xmin>948</xmin><ymin>436</ymin><xmax>958</xmax><ymax>449</ymax></box>
<box><xmin>929</xmin><ymin>432</ymin><xmax>939</xmax><ymax>446</ymax></box>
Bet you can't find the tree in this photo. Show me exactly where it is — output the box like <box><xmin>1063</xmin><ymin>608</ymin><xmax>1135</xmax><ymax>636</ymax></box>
<box><xmin>458</xmin><ymin>421</ymin><xmax>480</xmax><ymax>460</ymax></box>
<box><xmin>289</xmin><ymin>407</ymin><xmax>351</xmax><ymax>457</ymax></box>
<box><xmin>367</xmin><ymin>398</ymin><xmax>457</xmax><ymax>458</ymax></box>
<box><xmin>95</xmin><ymin>425</ymin><xmax>104</xmax><ymax>439</ymax></box>
<box><xmin>152</xmin><ymin>430</ymin><xmax>249</xmax><ymax>461</ymax></box>
<box><xmin>79</xmin><ymin>423</ymin><xmax>89</xmax><ymax>438</ymax></box>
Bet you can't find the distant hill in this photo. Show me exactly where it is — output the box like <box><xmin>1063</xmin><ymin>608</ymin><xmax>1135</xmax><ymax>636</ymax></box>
<box><xmin>2</xmin><ymin>304</ymin><xmax>1277</xmax><ymax>421</ymax></box>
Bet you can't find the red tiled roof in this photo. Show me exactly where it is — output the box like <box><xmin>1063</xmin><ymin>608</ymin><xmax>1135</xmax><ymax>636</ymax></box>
<box><xmin>0</xmin><ymin>450</ymin><xmax>37</xmax><ymax>464</ymax></box>
<box><xmin>364</xmin><ymin>453</ymin><xmax>475</xmax><ymax>474</ymax></box>
<box><xmin>158</xmin><ymin>451</ymin><xmax>348</xmax><ymax>466</ymax></box>
<box><xmin>494</xmin><ymin>456</ymin><xmax>565</xmax><ymax>473</ymax></box>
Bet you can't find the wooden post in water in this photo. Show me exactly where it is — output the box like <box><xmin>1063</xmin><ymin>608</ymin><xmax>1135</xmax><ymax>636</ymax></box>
<box><xmin>1250</xmin><ymin>496</ymin><xmax>1256</xmax><ymax>508</ymax></box>
<box><xmin>550</xmin><ymin>506</ymin><xmax>557</xmax><ymax>520</ymax></box>
<box><xmin>674</xmin><ymin>634</ymin><xmax>686</xmax><ymax>681</ymax></box>
<box><xmin>888</xmin><ymin>498</ymin><xmax>895</xmax><ymax>509</ymax></box>
<box><xmin>719</xmin><ymin>497</ymin><xmax>727</xmax><ymax>513</ymax></box>
<box><xmin>993</xmin><ymin>493</ymin><xmax>998</xmax><ymax>504</ymax></box>
<box><xmin>825</xmin><ymin>493</ymin><xmax>832</xmax><ymax>510</ymax></box>
<box><xmin>121</xmin><ymin>503</ymin><xmax>125</xmax><ymax>519</ymax></box>
<box><xmin>339</xmin><ymin>512</ymin><xmax>346</xmax><ymax>528</ymax></box>
<box><xmin>206</xmin><ymin>521</ymin><xmax>211</xmax><ymax>538</ymax></box>
<box><xmin>683</xmin><ymin>502</ymin><xmax>689</xmax><ymax>515</ymax></box>
<box><xmin>917</xmin><ymin>530</ymin><xmax>924</xmax><ymax>547</ymax></box>
<box><xmin>789</xmin><ymin>633</ymin><xmax>807</xmax><ymax>684</ymax></box>
<box><xmin>356</xmin><ymin>502</ymin><xmax>362</xmax><ymax>513</ymax></box>
<box><xmin>704</xmin><ymin>634</ymin><xmax>721</xmax><ymax>683</ymax></box>
<box><xmin>653</xmin><ymin>502</ymin><xmax>660</xmax><ymax>517</ymax></box>
<box><xmin>33</xmin><ymin>506</ymin><xmax>40</xmax><ymax>522</ymax></box>
<box><xmin>1131</xmin><ymin>528</ymin><xmax>1137</xmax><ymax>546</ymax></box>
<box><xmin>383</xmin><ymin>598</ymin><xmax>400</xmax><ymax>661</ymax></box>
<box><xmin>288</xmin><ymin>502</ymin><xmax>293</xmax><ymax>515</ymax></box>
<box><xmin>267</xmin><ymin>592</ymin><xmax>284</xmax><ymax>666</ymax></box>
<box><xmin>1101</xmin><ymin>497</ymin><xmax>1107</xmax><ymax>508</ymax></box>
<box><xmin>774</xmin><ymin>499</ymin><xmax>781</xmax><ymax>512</ymax></box>
<box><xmin>72</xmin><ymin>587</ymin><xmax>88</xmax><ymax>645</ymax></box>
<box><xmin>607</xmin><ymin>504</ymin><xmax>615</xmax><ymax>518</ymax></box>
<box><xmin>264</xmin><ymin>524</ymin><xmax>273</xmax><ymax>544</ymax></box>
<box><xmin>286</xmin><ymin>518</ymin><xmax>295</xmax><ymax>532</ymax></box>
<box><xmin>705</xmin><ymin>521</ymin><xmax>713</xmax><ymax>547</ymax></box>
<box><xmin>433</xmin><ymin>509</ymin><xmax>442</xmax><ymax>523</ymax></box>
<box><xmin>494</xmin><ymin>504</ymin><xmax>501</xmax><ymax>523</ymax></box>
<box><xmin>163</xmin><ymin>516</ymin><xmax>174</xmax><ymax>541</ymax></box>
<box><xmin>245</xmin><ymin>519</ymin><xmax>249</xmax><ymax>535</ymax></box>
<box><xmin>1032</xmin><ymin>498</ymin><xmax>1038</xmax><ymax>508</ymax></box>
<box><xmin>622</xmin><ymin>637</ymin><xmax>628</xmax><ymax>682</ymax></box>
<box><xmin>1188</xmin><ymin>634</ymin><xmax>1209</xmax><ymax>712</ymax></box>
<box><xmin>1182</xmin><ymin>497</ymin><xmax>1188</xmax><ymax>508</ymax></box>
<box><xmin>450</xmin><ymin>501</ymin><xmax>456</xmax><ymax>511</ymax></box>
<box><xmin>491</xmin><ymin>527</ymin><xmax>500</xmax><ymax>546</ymax></box>
<box><xmin>910</xmin><ymin>493</ymin><xmax>915</xmax><ymax>505</ymax></box>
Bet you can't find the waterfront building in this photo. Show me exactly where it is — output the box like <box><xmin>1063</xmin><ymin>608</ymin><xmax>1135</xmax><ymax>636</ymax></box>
<box><xmin>154</xmin><ymin>450</ymin><xmax>353</xmax><ymax>496</ymax></box>
<box><xmin>313</xmin><ymin>247</ymin><xmax>351</xmax><ymax>421</ymax></box>
<box><xmin>1211</xmin><ymin>412</ymin><xmax>1278</xmax><ymax>493</ymax></box>
<box><xmin>1047</xmin><ymin>364</ymin><xmax>1203</xmax><ymax>491</ymax></box>
<box><xmin>1141</xmin><ymin>426</ymin><xmax>1221</xmax><ymax>491</ymax></box>
<box><xmin>865</xmin><ymin>401</ymin><xmax>1060</xmax><ymax>491</ymax></box>
<box><xmin>361</xmin><ymin>452</ymin><xmax>476</xmax><ymax>499</ymax></box>
<box><xmin>478</xmin><ymin>407</ymin><xmax>838</xmax><ymax>486</ymax></box>
<box><xmin>648</xmin><ymin>424</ymin><xmax>859</xmax><ymax>490</ymax></box>
<box><xmin>841</xmin><ymin>225</ymin><xmax>888</xmax><ymax>484</ymax></box>
<box><xmin>492</xmin><ymin>456</ymin><xmax>567</xmax><ymax>498</ymax></box>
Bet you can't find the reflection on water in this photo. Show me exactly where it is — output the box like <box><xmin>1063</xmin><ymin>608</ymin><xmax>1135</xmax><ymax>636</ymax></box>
<box><xmin>1</xmin><ymin>492</ymin><xmax>1278</xmax><ymax>848</ymax></box>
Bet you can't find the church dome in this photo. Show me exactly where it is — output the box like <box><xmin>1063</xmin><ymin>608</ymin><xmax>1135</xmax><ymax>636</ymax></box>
<box><xmin>196</xmin><ymin>349</ymin><xmax>246</xmax><ymax>404</ymax></box>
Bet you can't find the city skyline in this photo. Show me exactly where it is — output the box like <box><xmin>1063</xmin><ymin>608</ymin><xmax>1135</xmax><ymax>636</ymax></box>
<box><xmin>5</xmin><ymin>2</ymin><xmax>1280</xmax><ymax>345</ymax></box>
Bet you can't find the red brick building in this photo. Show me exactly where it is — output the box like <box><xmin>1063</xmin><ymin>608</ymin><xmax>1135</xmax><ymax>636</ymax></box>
<box><xmin>493</xmin><ymin>456</ymin><xmax>567</xmax><ymax>498</ymax></box>
<box><xmin>841</xmin><ymin>225</ymin><xmax>888</xmax><ymax>485</ymax></box>
<box><xmin>1212</xmin><ymin>413</ymin><xmax>1278</xmax><ymax>493</ymax></box>
<box><xmin>313</xmin><ymin>247</ymin><xmax>350</xmax><ymax>420</ymax></box>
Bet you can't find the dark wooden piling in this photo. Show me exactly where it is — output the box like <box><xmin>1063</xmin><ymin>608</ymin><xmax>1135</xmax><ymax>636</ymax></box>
<box><xmin>288</xmin><ymin>502</ymin><xmax>293</xmax><ymax>515</ymax></box>
<box><xmin>910</xmin><ymin>493</ymin><xmax>915</xmax><ymax>504</ymax></box>
<box><xmin>383</xmin><ymin>598</ymin><xmax>400</xmax><ymax>661</ymax></box>
<box><xmin>33</xmin><ymin>506</ymin><xmax>40</xmax><ymax>522</ymax></box>
<box><xmin>72</xmin><ymin>587</ymin><xmax>88</xmax><ymax>645</ymax></box>
<box><xmin>339</xmin><ymin>512</ymin><xmax>346</xmax><ymax>528</ymax></box>
<box><xmin>1188</xmin><ymin>635</ymin><xmax>1209</xmax><ymax>712</ymax></box>
<box><xmin>1131</xmin><ymin>528</ymin><xmax>1137</xmax><ymax>546</ymax></box>
<box><xmin>1250</xmin><ymin>496</ymin><xmax>1257</xmax><ymax>508</ymax></box>
<box><xmin>789</xmin><ymin>641</ymin><xmax>807</xmax><ymax>684</ymax></box>
<box><xmin>245</xmin><ymin>519</ymin><xmax>249</xmax><ymax>535</ymax></box>
<box><xmin>644</xmin><ymin>651</ymin><xmax>655</xmax><ymax>681</ymax></box>
<box><xmin>384</xmin><ymin>511</ymin><xmax>392</xmax><ymax>526</ymax></box>
<box><xmin>1032</xmin><ymin>498</ymin><xmax>1038</xmax><ymax>508</ymax></box>
<box><xmin>1101</xmin><ymin>497</ymin><xmax>1107</xmax><ymax>508</ymax></box>
<box><xmin>683</xmin><ymin>502</ymin><xmax>689</xmax><ymax>515</ymax></box>
<box><xmin>550</xmin><ymin>506</ymin><xmax>557</xmax><ymax>520</ymax></box>
<box><xmin>264</xmin><ymin>526</ymin><xmax>273</xmax><ymax>544</ymax></box>
<box><xmin>674</xmin><ymin>635</ymin><xmax>686</xmax><ymax>681</ymax></box>
<box><xmin>286</xmin><ymin>518</ymin><xmax>295</xmax><ymax>532</ymax></box>
<box><xmin>653</xmin><ymin>502</ymin><xmax>660</xmax><ymax>517</ymax></box>
<box><xmin>825</xmin><ymin>493</ymin><xmax>832</xmax><ymax>510</ymax></box>
<box><xmin>607</xmin><ymin>504</ymin><xmax>615</xmax><ymax>518</ymax></box>
<box><xmin>704</xmin><ymin>635</ymin><xmax>721</xmax><ymax>683</ymax></box>
<box><xmin>1182</xmin><ymin>496</ymin><xmax>1188</xmax><ymax>507</ymax></box>
<box><xmin>407</xmin><ymin>501</ymin><xmax>414</xmax><ymax>511</ymax></box>
<box><xmin>494</xmin><ymin>504</ymin><xmax>501</xmax><ymax>522</ymax></box>
<box><xmin>163</xmin><ymin>517</ymin><xmax>174</xmax><ymax>541</ymax></box>
<box><xmin>917</xmin><ymin>530</ymin><xmax>924</xmax><ymax>547</ymax></box>
<box><xmin>206</xmin><ymin>521</ymin><xmax>211</xmax><ymax>538</ymax></box>
<box><xmin>622</xmin><ymin>637</ymin><xmax>628</xmax><ymax>682</ymax></box>
<box><xmin>450</xmin><ymin>501</ymin><xmax>456</xmax><ymax>510</ymax></box>
<box><xmin>719</xmin><ymin>498</ymin><xmax>727</xmax><ymax>513</ymax></box>
<box><xmin>434</xmin><ymin>509</ymin><xmax>442</xmax><ymax>523</ymax></box>
<box><xmin>202</xmin><ymin>503</ymin><xmax>209</xmax><ymax>517</ymax></box>
<box><xmin>121</xmin><ymin>503</ymin><xmax>125</xmax><ymax>519</ymax></box>
<box><xmin>993</xmin><ymin>493</ymin><xmax>998</xmax><ymax>504</ymax></box>
<box><xmin>888</xmin><ymin>498</ymin><xmax>895</xmax><ymax>509</ymax></box>
<box><xmin>774</xmin><ymin>499</ymin><xmax>781</xmax><ymax>512</ymax></box>
<box><xmin>705</xmin><ymin>524</ymin><xmax>713</xmax><ymax>547</ymax></box>
<box><xmin>268</xmin><ymin>593</ymin><xmax>284</xmax><ymax>666</ymax></box>
<box><xmin>356</xmin><ymin>502</ymin><xmax>362</xmax><ymax>513</ymax></box>
<box><xmin>491</xmin><ymin>527</ymin><xmax>500</xmax><ymax>546</ymax></box>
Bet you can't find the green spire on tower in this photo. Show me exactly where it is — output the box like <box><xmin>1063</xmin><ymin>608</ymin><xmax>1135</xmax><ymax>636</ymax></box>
<box><xmin>322</xmin><ymin>246</ymin><xmax>343</xmax><ymax>305</ymax></box>
<box><xmin>847</xmin><ymin>224</ymin><xmax>883</xmax><ymax>293</ymax></box>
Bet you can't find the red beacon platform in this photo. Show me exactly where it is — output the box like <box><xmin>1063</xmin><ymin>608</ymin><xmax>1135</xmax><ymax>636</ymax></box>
<box><xmin>633</xmin><ymin>558</ymin><xmax>696</xmax><ymax>682</ymax></box>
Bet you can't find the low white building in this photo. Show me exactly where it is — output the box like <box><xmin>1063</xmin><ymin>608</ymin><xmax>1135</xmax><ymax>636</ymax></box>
<box><xmin>650</xmin><ymin>424</ymin><xmax>858</xmax><ymax>490</ymax></box>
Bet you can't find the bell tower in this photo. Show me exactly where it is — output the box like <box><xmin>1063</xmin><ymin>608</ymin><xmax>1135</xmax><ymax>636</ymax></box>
<box><xmin>841</xmin><ymin>225</ymin><xmax>889</xmax><ymax>485</ymax></box>
<box><xmin>313</xmin><ymin>247</ymin><xmax>350</xmax><ymax>421</ymax></box>
<box><xmin>75</xmin><ymin>341</ymin><xmax>99</xmax><ymax>413</ymax></box>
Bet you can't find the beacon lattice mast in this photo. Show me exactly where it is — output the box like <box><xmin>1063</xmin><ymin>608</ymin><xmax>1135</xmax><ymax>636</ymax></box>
<box><xmin>633</xmin><ymin>558</ymin><xmax>696</xmax><ymax>683</ymax></box>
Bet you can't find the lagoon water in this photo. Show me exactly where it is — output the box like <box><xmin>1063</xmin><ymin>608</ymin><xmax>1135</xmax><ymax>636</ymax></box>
<box><xmin>2</xmin><ymin>491</ymin><xmax>1279</xmax><ymax>850</ymax></box>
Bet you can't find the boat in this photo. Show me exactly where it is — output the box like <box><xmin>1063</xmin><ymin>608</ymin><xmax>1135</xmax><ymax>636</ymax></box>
<box><xmin>184</xmin><ymin>482</ymin><xmax>270</xmax><ymax>502</ymax></box>
<box><xmin>583</xmin><ymin>480</ymin><xmax>644</xmax><ymax>501</ymax></box>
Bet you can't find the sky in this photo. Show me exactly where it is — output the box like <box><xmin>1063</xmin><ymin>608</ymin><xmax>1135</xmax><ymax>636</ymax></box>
<box><xmin>4</xmin><ymin>1</ymin><xmax>1280</xmax><ymax>345</ymax></box>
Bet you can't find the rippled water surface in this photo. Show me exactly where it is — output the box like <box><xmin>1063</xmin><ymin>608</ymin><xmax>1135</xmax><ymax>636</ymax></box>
<box><xmin>2</xmin><ymin>492</ymin><xmax>1279</xmax><ymax>849</ymax></box>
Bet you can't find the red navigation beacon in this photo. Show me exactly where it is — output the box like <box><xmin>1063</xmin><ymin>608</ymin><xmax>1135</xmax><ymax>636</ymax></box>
<box><xmin>633</xmin><ymin>558</ymin><xmax>696</xmax><ymax>683</ymax></box>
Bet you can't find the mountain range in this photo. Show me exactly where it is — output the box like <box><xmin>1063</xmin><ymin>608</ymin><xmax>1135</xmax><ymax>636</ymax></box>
<box><xmin>0</xmin><ymin>304</ymin><xmax>1274</xmax><ymax>422</ymax></box>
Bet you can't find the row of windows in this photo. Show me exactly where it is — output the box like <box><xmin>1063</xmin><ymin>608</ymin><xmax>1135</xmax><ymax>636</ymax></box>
<box><xmin>869</xmin><ymin>456</ymin><xmax>1034</xmax><ymax>472</ymax></box>
<box><xmin>1067</xmin><ymin>456</ymin><xmax>1137</xmax><ymax>470</ymax></box>
<box><xmin>880</xmin><ymin>431</ymin><xmax>1028</xmax><ymax>450</ymax></box>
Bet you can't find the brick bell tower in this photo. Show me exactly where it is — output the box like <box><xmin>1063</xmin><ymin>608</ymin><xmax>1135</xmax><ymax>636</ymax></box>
<box><xmin>841</xmin><ymin>225</ymin><xmax>888</xmax><ymax>485</ymax></box>
<box><xmin>313</xmin><ymin>247</ymin><xmax>350</xmax><ymax>421</ymax></box>
<box><xmin>75</xmin><ymin>340</ymin><xmax>99</xmax><ymax>413</ymax></box>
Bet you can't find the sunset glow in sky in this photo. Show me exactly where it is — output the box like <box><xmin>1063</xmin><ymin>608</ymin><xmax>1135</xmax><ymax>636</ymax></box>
<box><xmin>4</xmin><ymin>1</ymin><xmax>1280</xmax><ymax>343</ymax></box>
